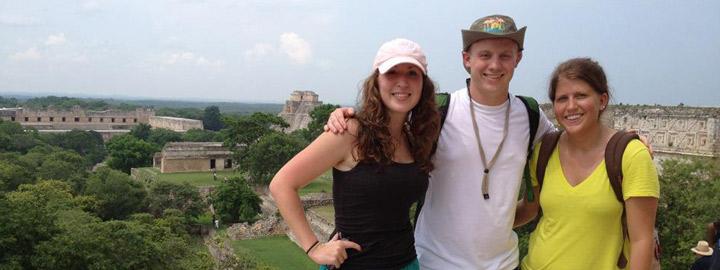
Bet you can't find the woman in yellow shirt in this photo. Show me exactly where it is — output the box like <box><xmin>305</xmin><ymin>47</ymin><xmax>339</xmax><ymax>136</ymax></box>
<box><xmin>518</xmin><ymin>58</ymin><xmax>659</xmax><ymax>270</ymax></box>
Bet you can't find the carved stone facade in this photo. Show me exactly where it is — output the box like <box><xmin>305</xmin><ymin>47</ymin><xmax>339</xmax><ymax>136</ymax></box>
<box><xmin>611</xmin><ymin>106</ymin><xmax>719</xmax><ymax>158</ymax></box>
<box><xmin>540</xmin><ymin>104</ymin><xmax>720</xmax><ymax>158</ymax></box>
<box><xmin>154</xmin><ymin>142</ymin><xmax>234</xmax><ymax>173</ymax></box>
<box><xmin>149</xmin><ymin>116</ymin><xmax>203</xmax><ymax>132</ymax></box>
<box><xmin>278</xmin><ymin>90</ymin><xmax>322</xmax><ymax>132</ymax></box>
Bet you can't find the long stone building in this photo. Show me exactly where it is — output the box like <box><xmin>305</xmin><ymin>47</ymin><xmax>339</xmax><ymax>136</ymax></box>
<box><xmin>541</xmin><ymin>104</ymin><xmax>720</xmax><ymax>159</ymax></box>
<box><xmin>0</xmin><ymin>106</ymin><xmax>154</xmax><ymax>130</ymax></box>
<box><xmin>278</xmin><ymin>90</ymin><xmax>322</xmax><ymax>132</ymax></box>
<box><xmin>0</xmin><ymin>106</ymin><xmax>203</xmax><ymax>140</ymax></box>
<box><xmin>149</xmin><ymin>116</ymin><xmax>203</xmax><ymax>132</ymax></box>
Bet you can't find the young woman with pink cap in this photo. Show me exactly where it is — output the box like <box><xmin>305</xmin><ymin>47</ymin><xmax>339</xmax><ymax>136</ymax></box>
<box><xmin>270</xmin><ymin>38</ymin><xmax>440</xmax><ymax>270</ymax></box>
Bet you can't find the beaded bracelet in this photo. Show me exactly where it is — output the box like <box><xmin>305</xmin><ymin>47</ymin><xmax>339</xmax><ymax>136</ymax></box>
<box><xmin>305</xmin><ymin>240</ymin><xmax>320</xmax><ymax>254</ymax></box>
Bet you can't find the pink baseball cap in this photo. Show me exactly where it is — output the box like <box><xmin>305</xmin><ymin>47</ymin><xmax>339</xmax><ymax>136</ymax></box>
<box><xmin>372</xmin><ymin>38</ymin><xmax>427</xmax><ymax>74</ymax></box>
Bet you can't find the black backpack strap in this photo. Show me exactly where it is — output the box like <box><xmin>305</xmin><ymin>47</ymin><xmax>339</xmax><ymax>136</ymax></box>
<box><xmin>604</xmin><ymin>130</ymin><xmax>639</xmax><ymax>269</ymax></box>
<box><xmin>516</xmin><ymin>95</ymin><xmax>540</xmax><ymax>152</ymax></box>
<box><xmin>517</xmin><ymin>95</ymin><xmax>541</xmax><ymax>201</ymax></box>
<box><xmin>414</xmin><ymin>92</ymin><xmax>450</xmax><ymax>230</ymax></box>
<box><xmin>536</xmin><ymin>130</ymin><xmax>562</xmax><ymax>189</ymax></box>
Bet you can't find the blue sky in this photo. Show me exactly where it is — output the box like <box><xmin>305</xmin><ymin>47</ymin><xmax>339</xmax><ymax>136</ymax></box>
<box><xmin>1</xmin><ymin>0</ymin><xmax>718</xmax><ymax>106</ymax></box>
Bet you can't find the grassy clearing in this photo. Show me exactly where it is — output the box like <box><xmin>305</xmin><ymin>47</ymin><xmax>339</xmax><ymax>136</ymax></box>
<box><xmin>231</xmin><ymin>235</ymin><xmax>317</xmax><ymax>270</ymax></box>
<box><xmin>299</xmin><ymin>170</ymin><xmax>333</xmax><ymax>195</ymax></box>
<box><xmin>138</xmin><ymin>167</ymin><xmax>246</xmax><ymax>187</ymax></box>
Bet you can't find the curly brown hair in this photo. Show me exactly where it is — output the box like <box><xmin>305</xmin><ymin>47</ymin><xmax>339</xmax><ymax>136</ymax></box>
<box><xmin>354</xmin><ymin>70</ymin><xmax>440</xmax><ymax>173</ymax></box>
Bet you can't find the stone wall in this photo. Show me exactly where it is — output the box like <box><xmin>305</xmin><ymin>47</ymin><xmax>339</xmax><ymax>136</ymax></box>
<box><xmin>279</xmin><ymin>90</ymin><xmax>322</xmax><ymax>132</ymax></box>
<box><xmin>1</xmin><ymin>106</ymin><xmax>154</xmax><ymax>130</ymax></box>
<box><xmin>610</xmin><ymin>106</ymin><xmax>719</xmax><ymax>157</ymax></box>
<box><xmin>149</xmin><ymin>116</ymin><xmax>203</xmax><ymax>132</ymax></box>
<box><xmin>539</xmin><ymin>104</ymin><xmax>720</xmax><ymax>158</ymax></box>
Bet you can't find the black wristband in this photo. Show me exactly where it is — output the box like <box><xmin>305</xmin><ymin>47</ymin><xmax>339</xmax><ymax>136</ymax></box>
<box><xmin>305</xmin><ymin>240</ymin><xmax>320</xmax><ymax>254</ymax></box>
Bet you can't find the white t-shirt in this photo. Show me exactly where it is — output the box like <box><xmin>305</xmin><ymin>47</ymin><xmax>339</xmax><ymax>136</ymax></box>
<box><xmin>414</xmin><ymin>88</ymin><xmax>554</xmax><ymax>270</ymax></box>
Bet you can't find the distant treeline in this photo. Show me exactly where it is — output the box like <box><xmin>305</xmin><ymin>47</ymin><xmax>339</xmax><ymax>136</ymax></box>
<box><xmin>0</xmin><ymin>95</ymin><xmax>284</xmax><ymax>116</ymax></box>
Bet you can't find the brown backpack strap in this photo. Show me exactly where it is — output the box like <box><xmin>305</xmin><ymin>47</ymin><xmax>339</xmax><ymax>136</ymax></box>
<box><xmin>604</xmin><ymin>130</ymin><xmax>639</xmax><ymax>269</ymax></box>
<box><xmin>536</xmin><ymin>130</ymin><xmax>563</xmax><ymax>188</ymax></box>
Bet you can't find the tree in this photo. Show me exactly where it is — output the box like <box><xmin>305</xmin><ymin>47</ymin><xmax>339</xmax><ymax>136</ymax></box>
<box><xmin>0</xmin><ymin>96</ymin><xmax>19</xmax><ymax>107</ymax></box>
<box><xmin>203</xmin><ymin>106</ymin><xmax>223</xmax><ymax>131</ymax></box>
<box><xmin>1</xmin><ymin>181</ymin><xmax>80</xmax><ymax>268</ymax></box>
<box><xmin>182</xmin><ymin>128</ymin><xmax>222</xmax><ymax>142</ymax></box>
<box><xmin>147</xmin><ymin>181</ymin><xmax>206</xmax><ymax>220</ymax></box>
<box><xmin>147</xmin><ymin>128</ymin><xmax>182</xmax><ymax>148</ymax></box>
<box><xmin>106</xmin><ymin>134</ymin><xmax>159</xmax><ymax>173</ymax></box>
<box><xmin>32</xmin><ymin>214</ymin><xmax>203</xmax><ymax>269</ymax></box>
<box><xmin>41</xmin><ymin>130</ymin><xmax>107</xmax><ymax>166</ymax></box>
<box><xmin>0</xmin><ymin>121</ymin><xmax>44</xmax><ymax>153</ymax></box>
<box><xmin>211</xmin><ymin>177</ymin><xmax>261</xmax><ymax>223</ymax></box>
<box><xmin>155</xmin><ymin>107</ymin><xmax>204</xmax><ymax>120</ymax></box>
<box><xmin>0</xmin><ymin>160</ymin><xmax>33</xmax><ymax>192</ymax></box>
<box><xmin>240</xmin><ymin>132</ymin><xmax>304</xmax><ymax>184</ymax></box>
<box><xmin>305</xmin><ymin>103</ymin><xmax>340</xmax><ymax>140</ymax></box>
<box><xmin>130</xmin><ymin>123</ymin><xmax>152</xmax><ymax>141</ymax></box>
<box><xmin>655</xmin><ymin>158</ymin><xmax>720</xmax><ymax>269</ymax></box>
<box><xmin>84</xmin><ymin>168</ymin><xmax>147</xmax><ymax>220</ymax></box>
<box><xmin>35</xmin><ymin>150</ymin><xmax>88</xmax><ymax>191</ymax></box>
<box><xmin>222</xmin><ymin>113</ymin><xmax>289</xmax><ymax>169</ymax></box>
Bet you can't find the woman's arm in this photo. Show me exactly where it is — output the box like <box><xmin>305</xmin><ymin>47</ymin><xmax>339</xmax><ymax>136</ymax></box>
<box><xmin>514</xmin><ymin>186</ymin><xmax>540</xmax><ymax>228</ymax></box>
<box><xmin>269</xmin><ymin>125</ymin><xmax>361</xmax><ymax>267</ymax></box>
<box><xmin>625</xmin><ymin>197</ymin><xmax>658</xmax><ymax>270</ymax></box>
<box><xmin>706</xmin><ymin>222</ymin><xmax>717</xmax><ymax>246</ymax></box>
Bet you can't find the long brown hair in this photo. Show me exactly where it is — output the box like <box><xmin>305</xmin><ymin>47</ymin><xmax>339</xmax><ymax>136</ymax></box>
<box><xmin>354</xmin><ymin>70</ymin><xmax>440</xmax><ymax>173</ymax></box>
<box><xmin>549</xmin><ymin>58</ymin><xmax>611</xmax><ymax>111</ymax></box>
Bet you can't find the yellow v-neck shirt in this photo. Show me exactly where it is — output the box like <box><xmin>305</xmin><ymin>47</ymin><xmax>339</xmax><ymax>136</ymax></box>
<box><xmin>521</xmin><ymin>139</ymin><xmax>659</xmax><ymax>270</ymax></box>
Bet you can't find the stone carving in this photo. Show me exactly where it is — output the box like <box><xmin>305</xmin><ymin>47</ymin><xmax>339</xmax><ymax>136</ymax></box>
<box><xmin>540</xmin><ymin>104</ymin><xmax>719</xmax><ymax>158</ymax></box>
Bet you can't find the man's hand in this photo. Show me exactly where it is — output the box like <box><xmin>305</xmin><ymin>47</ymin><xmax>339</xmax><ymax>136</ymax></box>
<box><xmin>323</xmin><ymin>107</ymin><xmax>355</xmax><ymax>134</ymax></box>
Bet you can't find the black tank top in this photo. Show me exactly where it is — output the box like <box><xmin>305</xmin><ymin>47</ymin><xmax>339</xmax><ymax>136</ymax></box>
<box><xmin>332</xmin><ymin>161</ymin><xmax>428</xmax><ymax>270</ymax></box>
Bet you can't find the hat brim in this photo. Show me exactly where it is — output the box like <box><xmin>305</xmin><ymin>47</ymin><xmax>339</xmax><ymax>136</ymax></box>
<box><xmin>461</xmin><ymin>26</ymin><xmax>526</xmax><ymax>52</ymax></box>
<box><xmin>460</xmin><ymin>26</ymin><xmax>526</xmax><ymax>74</ymax></box>
<box><xmin>377</xmin><ymin>56</ymin><xmax>427</xmax><ymax>74</ymax></box>
<box><xmin>692</xmin><ymin>247</ymin><xmax>714</xmax><ymax>256</ymax></box>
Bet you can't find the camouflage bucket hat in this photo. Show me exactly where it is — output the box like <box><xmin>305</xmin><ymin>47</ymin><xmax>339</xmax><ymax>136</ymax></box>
<box><xmin>461</xmin><ymin>14</ymin><xmax>526</xmax><ymax>52</ymax></box>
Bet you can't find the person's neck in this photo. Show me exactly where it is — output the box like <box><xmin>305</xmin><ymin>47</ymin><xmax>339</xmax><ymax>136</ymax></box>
<box><xmin>564</xmin><ymin>124</ymin><xmax>611</xmax><ymax>152</ymax></box>
<box><xmin>468</xmin><ymin>81</ymin><xmax>509</xmax><ymax>106</ymax></box>
<box><xmin>388</xmin><ymin>113</ymin><xmax>406</xmax><ymax>139</ymax></box>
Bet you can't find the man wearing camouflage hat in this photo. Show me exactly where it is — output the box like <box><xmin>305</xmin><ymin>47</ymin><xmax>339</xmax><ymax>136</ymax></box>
<box><xmin>410</xmin><ymin>14</ymin><xmax>554</xmax><ymax>269</ymax></box>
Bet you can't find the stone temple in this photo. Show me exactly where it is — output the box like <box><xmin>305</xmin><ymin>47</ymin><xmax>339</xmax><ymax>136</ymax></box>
<box><xmin>278</xmin><ymin>90</ymin><xmax>322</xmax><ymax>132</ymax></box>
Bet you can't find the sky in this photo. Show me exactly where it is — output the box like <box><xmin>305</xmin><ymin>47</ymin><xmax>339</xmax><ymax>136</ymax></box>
<box><xmin>1</xmin><ymin>0</ymin><xmax>718</xmax><ymax>106</ymax></box>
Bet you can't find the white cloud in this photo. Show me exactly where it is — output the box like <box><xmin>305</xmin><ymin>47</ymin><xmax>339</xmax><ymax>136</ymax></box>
<box><xmin>0</xmin><ymin>15</ymin><xmax>39</xmax><ymax>26</ymax></box>
<box><xmin>45</xmin><ymin>33</ymin><xmax>67</xmax><ymax>46</ymax></box>
<box><xmin>9</xmin><ymin>47</ymin><xmax>42</xmax><ymax>61</ymax></box>
<box><xmin>161</xmin><ymin>51</ymin><xmax>224</xmax><ymax>68</ymax></box>
<box><xmin>244</xmin><ymin>43</ymin><xmax>275</xmax><ymax>59</ymax></box>
<box><xmin>279</xmin><ymin>32</ymin><xmax>312</xmax><ymax>64</ymax></box>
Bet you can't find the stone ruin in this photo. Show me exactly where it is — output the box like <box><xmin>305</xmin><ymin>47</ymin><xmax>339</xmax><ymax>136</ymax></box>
<box><xmin>541</xmin><ymin>104</ymin><xmax>720</xmax><ymax>159</ymax></box>
<box><xmin>278</xmin><ymin>90</ymin><xmax>322</xmax><ymax>132</ymax></box>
